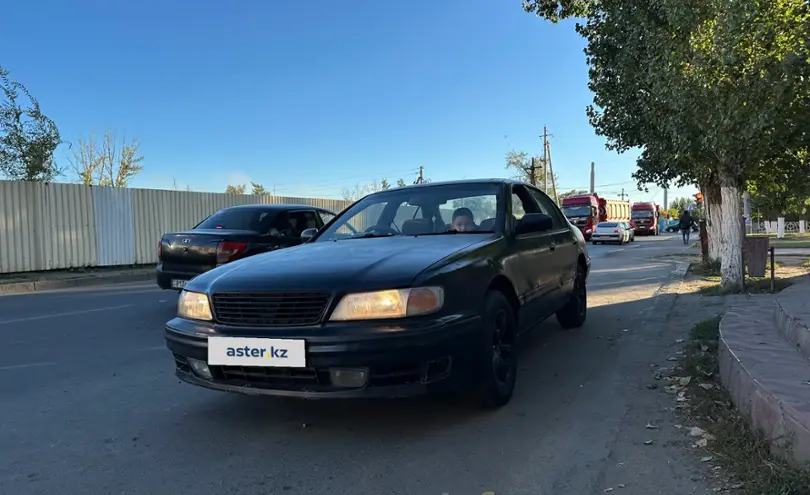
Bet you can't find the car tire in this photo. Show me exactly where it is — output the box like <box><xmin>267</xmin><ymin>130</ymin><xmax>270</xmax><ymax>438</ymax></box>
<box><xmin>469</xmin><ymin>290</ymin><xmax>517</xmax><ymax>409</ymax></box>
<box><xmin>556</xmin><ymin>262</ymin><xmax>587</xmax><ymax>330</ymax></box>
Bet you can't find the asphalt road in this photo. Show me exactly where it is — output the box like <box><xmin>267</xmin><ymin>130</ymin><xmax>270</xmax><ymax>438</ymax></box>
<box><xmin>0</xmin><ymin>234</ymin><xmax>707</xmax><ymax>495</ymax></box>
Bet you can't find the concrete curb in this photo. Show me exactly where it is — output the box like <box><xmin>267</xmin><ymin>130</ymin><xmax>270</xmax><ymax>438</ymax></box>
<box><xmin>0</xmin><ymin>270</ymin><xmax>156</xmax><ymax>296</ymax></box>
<box><xmin>718</xmin><ymin>297</ymin><xmax>810</xmax><ymax>464</ymax></box>
<box><xmin>774</xmin><ymin>283</ymin><xmax>810</xmax><ymax>360</ymax></box>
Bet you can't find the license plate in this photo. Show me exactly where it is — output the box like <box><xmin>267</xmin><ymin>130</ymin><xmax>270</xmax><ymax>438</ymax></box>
<box><xmin>171</xmin><ymin>279</ymin><xmax>187</xmax><ymax>289</ymax></box>
<box><xmin>207</xmin><ymin>337</ymin><xmax>306</xmax><ymax>367</ymax></box>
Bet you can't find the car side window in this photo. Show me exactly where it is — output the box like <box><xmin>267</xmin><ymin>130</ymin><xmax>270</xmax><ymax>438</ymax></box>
<box><xmin>511</xmin><ymin>185</ymin><xmax>542</xmax><ymax>221</ymax></box>
<box><xmin>287</xmin><ymin>211</ymin><xmax>319</xmax><ymax>237</ymax></box>
<box><xmin>317</xmin><ymin>211</ymin><xmax>336</xmax><ymax>226</ymax></box>
<box><xmin>526</xmin><ymin>187</ymin><xmax>565</xmax><ymax>229</ymax></box>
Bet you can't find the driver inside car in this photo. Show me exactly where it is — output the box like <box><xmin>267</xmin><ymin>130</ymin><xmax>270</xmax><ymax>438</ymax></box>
<box><xmin>451</xmin><ymin>207</ymin><xmax>477</xmax><ymax>232</ymax></box>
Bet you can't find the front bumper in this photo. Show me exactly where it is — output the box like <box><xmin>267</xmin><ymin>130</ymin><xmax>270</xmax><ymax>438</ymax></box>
<box><xmin>165</xmin><ymin>313</ymin><xmax>483</xmax><ymax>399</ymax></box>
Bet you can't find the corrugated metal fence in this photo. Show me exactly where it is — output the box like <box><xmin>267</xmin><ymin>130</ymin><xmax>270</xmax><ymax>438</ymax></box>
<box><xmin>0</xmin><ymin>180</ymin><xmax>351</xmax><ymax>274</ymax></box>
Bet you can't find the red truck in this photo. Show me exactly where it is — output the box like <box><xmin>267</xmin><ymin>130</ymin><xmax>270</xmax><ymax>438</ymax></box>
<box><xmin>630</xmin><ymin>201</ymin><xmax>660</xmax><ymax>235</ymax></box>
<box><xmin>561</xmin><ymin>193</ymin><xmax>631</xmax><ymax>240</ymax></box>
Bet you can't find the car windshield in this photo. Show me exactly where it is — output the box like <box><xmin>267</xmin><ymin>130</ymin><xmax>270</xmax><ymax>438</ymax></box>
<box><xmin>598</xmin><ymin>222</ymin><xmax>618</xmax><ymax>228</ymax></box>
<box><xmin>317</xmin><ymin>183</ymin><xmax>502</xmax><ymax>241</ymax></box>
<box><xmin>562</xmin><ymin>205</ymin><xmax>591</xmax><ymax>217</ymax></box>
<box><xmin>632</xmin><ymin>211</ymin><xmax>653</xmax><ymax>218</ymax></box>
<box><xmin>195</xmin><ymin>209</ymin><xmax>275</xmax><ymax>231</ymax></box>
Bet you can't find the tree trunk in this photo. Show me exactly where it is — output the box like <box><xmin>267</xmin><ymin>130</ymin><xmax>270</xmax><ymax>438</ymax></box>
<box><xmin>702</xmin><ymin>181</ymin><xmax>722</xmax><ymax>262</ymax></box>
<box><xmin>718</xmin><ymin>174</ymin><xmax>744</xmax><ymax>291</ymax></box>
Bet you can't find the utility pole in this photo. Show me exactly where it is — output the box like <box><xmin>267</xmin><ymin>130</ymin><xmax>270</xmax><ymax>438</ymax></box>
<box><xmin>415</xmin><ymin>166</ymin><xmax>424</xmax><ymax>184</ymax></box>
<box><xmin>663</xmin><ymin>186</ymin><xmax>668</xmax><ymax>210</ymax></box>
<box><xmin>542</xmin><ymin>126</ymin><xmax>549</xmax><ymax>192</ymax></box>
<box><xmin>529</xmin><ymin>157</ymin><xmax>537</xmax><ymax>186</ymax></box>
<box><xmin>618</xmin><ymin>188</ymin><xmax>628</xmax><ymax>200</ymax></box>
<box><xmin>544</xmin><ymin>138</ymin><xmax>559</xmax><ymax>204</ymax></box>
<box><xmin>589</xmin><ymin>162</ymin><xmax>595</xmax><ymax>194</ymax></box>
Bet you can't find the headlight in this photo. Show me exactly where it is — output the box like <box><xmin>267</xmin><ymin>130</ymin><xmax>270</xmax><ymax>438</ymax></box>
<box><xmin>177</xmin><ymin>290</ymin><xmax>213</xmax><ymax>321</ymax></box>
<box><xmin>329</xmin><ymin>287</ymin><xmax>444</xmax><ymax>321</ymax></box>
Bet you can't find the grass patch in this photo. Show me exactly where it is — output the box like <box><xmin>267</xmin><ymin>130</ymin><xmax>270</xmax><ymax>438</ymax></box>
<box><xmin>749</xmin><ymin>233</ymin><xmax>810</xmax><ymax>241</ymax></box>
<box><xmin>697</xmin><ymin>277</ymin><xmax>793</xmax><ymax>295</ymax></box>
<box><xmin>680</xmin><ymin>317</ymin><xmax>810</xmax><ymax>494</ymax></box>
<box><xmin>692</xmin><ymin>259</ymin><xmax>796</xmax><ymax>295</ymax></box>
<box><xmin>690</xmin><ymin>259</ymin><xmax>721</xmax><ymax>277</ymax></box>
<box><xmin>803</xmin><ymin>260</ymin><xmax>810</xmax><ymax>269</ymax></box>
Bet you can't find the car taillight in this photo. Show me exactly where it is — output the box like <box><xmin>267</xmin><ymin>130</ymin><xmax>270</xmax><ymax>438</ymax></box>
<box><xmin>216</xmin><ymin>241</ymin><xmax>247</xmax><ymax>264</ymax></box>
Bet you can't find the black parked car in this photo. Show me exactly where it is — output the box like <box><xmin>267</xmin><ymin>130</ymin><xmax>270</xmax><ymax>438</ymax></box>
<box><xmin>165</xmin><ymin>179</ymin><xmax>590</xmax><ymax>408</ymax></box>
<box><xmin>156</xmin><ymin>204</ymin><xmax>337</xmax><ymax>291</ymax></box>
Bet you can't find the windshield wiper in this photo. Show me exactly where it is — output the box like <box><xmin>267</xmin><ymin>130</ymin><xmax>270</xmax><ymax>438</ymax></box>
<box><xmin>344</xmin><ymin>232</ymin><xmax>397</xmax><ymax>240</ymax></box>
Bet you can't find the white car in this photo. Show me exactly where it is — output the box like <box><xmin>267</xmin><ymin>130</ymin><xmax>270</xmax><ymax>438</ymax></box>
<box><xmin>591</xmin><ymin>221</ymin><xmax>631</xmax><ymax>245</ymax></box>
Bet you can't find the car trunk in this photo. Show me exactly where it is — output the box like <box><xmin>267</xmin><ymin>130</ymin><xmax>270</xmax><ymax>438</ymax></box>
<box><xmin>160</xmin><ymin>229</ymin><xmax>256</xmax><ymax>273</ymax></box>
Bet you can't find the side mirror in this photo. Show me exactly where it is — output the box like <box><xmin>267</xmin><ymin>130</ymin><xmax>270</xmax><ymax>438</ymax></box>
<box><xmin>515</xmin><ymin>213</ymin><xmax>554</xmax><ymax>236</ymax></box>
<box><xmin>300</xmin><ymin>228</ymin><xmax>319</xmax><ymax>242</ymax></box>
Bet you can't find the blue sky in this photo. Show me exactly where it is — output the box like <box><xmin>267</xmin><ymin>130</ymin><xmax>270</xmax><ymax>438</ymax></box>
<box><xmin>3</xmin><ymin>0</ymin><xmax>695</xmax><ymax>204</ymax></box>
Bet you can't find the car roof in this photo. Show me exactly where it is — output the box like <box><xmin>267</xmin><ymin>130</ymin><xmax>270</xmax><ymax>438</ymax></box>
<box><xmin>367</xmin><ymin>178</ymin><xmax>530</xmax><ymax>192</ymax></box>
<box><xmin>221</xmin><ymin>204</ymin><xmax>332</xmax><ymax>212</ymax></box>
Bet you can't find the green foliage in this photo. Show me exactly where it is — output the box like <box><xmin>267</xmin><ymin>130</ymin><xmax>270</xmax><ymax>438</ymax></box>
<box><xmin>0</xmin><ymin>65</ymin><xmax>62</xmax><ymax>181</ymax></box>
<box><xmin>396</xmin><ymin>178</ymin><xmax>407</xmax><ymax>188</ymax></box>
<box><xmin>505</xmin><ymin>150</ymin><xmax>559</xmax><ymax>192</ymax></box>
<box><xmin>251</xmin><ymin>182</ymin><xmax>268</xmax><ymax>195</ymax></box>
<box><xmin>746</xmin><ymin>150</ymin><xmax>810</xmax><ymax>218</ymax></box>
<box><xmin>525</xmin><ymin>0</ymin><xmax>810</xmax><ymax>189</ymax></box>
<box><xmin>524</xmin><ymin>0</ymin><xmax>810</xmax><ymax>290</ymax></box>
<box><xmin>225</xmin><ymin>184</ymin><xmax>246</xmax><ymax>194</ymax></box>
<box><xmin>69</xmin><ymin>130</ymin><xmax>144</xmax><ymax>187</ymax></box>
<box><xmin>380</xmin><ymin>178</ymin><xmax>391</xmax><ymax>190</ymax></box>
<box><xmin>669</xmin><ymin>196</ymin><xmax>696</xmax><ymax>217</ymax></box>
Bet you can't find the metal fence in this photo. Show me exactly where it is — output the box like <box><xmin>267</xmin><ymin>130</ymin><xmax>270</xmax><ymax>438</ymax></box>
<box><xmin>0</xmin><ymin>180</ymin><xmax>352</xmax><ymax>274</ymax></box>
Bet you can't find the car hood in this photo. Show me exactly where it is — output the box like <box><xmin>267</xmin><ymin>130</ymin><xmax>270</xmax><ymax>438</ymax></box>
<box><xmin>185</xmin><ymin>234</ymin><xmax>494</xmax><ymax>293</ymax></box>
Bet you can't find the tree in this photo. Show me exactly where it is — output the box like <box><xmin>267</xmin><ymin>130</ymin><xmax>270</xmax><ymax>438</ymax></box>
<box><xmin>69</xmin><ymin>130</ymin><xmax>144</xmax><ymax>187</ymax></box>
<box><xmin>251</xmin><ymin>182</ymin><xmax>269</xmax><ymax>195</ymax></box>
<box><xmin>746</xmin><ymin>150</ymin><xmax>810</xmax><ymax>219</ymax></box>
<box><xmin>225</xmin><ymin>184</ymin><xmax>246</xmax><ymax>194</ymax></box>
<box><xmin>505</xmin><ymin>150</ymin><xmax>559</xmax><ymax>193</ymax></box>
<box><xmin>341</xmin><ymin>177</ymin><xmax>412</xmax><ymax>201</ymax></box>
<box><xmin>341</xmin><ymin>183</ymin><xmax>370</xmax><ymax>202</ymax></box>
<box><xmin>0</xmin><ymin>65</ymin><xmax>62</xmax><ymax>181</ymax></box>
<box><xmin>669</xmin><ymin>197</ymin><xmax>696</xmax><ymax>216</ymax></box>
<box><xmin>524</xmin><ymin>0</ymin><xmax>810</xmax><ymax>291</ymax></box>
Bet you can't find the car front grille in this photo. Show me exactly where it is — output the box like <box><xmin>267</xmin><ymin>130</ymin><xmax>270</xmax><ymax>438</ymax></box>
<box><xmin>206</xmin><ymin>358</ymin><xmax>451</xmax><ymax>391</ymax></box>
<box><xmin>211</xmin><ymin>291</ymin><xmax>332</xmax><ymax>326</ymax></box>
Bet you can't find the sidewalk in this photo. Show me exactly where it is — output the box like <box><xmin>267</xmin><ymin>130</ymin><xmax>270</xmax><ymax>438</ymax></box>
<box><xmin>719</xmin><ymin>282</ymin><xmax>810</xmax><ymax>464</ymax></box>
<box><xmin>0</xmin><ymin>265</ymin><xmax>156</xmax><ymax>295</ymax></box>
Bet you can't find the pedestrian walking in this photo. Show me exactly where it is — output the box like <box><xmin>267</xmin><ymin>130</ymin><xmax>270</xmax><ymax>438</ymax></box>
<box><xmin>679</xmin><ymin>210</ymin><xmax>696</xmax><ymax>245</ymax></box>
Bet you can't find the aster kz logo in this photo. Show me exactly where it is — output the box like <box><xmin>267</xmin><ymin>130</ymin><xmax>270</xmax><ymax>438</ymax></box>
<box><xmin>226</xmin><ymin>345</ymin><xmax>289</xmax><ymax>359</ymax></box>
